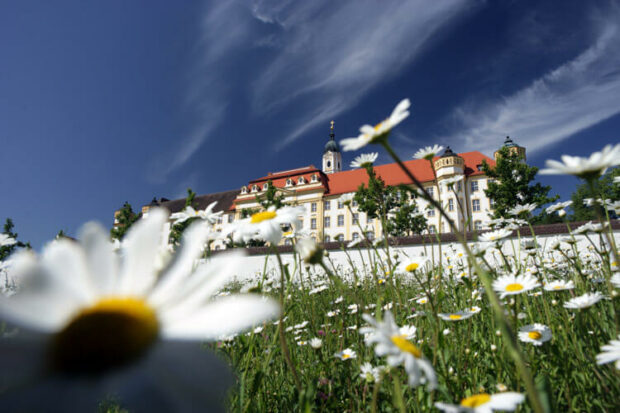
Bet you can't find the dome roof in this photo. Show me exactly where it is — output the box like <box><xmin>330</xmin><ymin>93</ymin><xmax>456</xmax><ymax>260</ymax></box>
<box><xmin>440</xmin><ymin>146</ymin><xmax>457</xmax><ymax>157</ymax></box>
<box><xmin>324</xmin><ymin>139</ymin><xmax>340</xmax><ymax>153</ymax></box>
<box><xmin>503</xmin><ymin>136</ymin><xmax>519</xmax><ymax>148</ymax></box>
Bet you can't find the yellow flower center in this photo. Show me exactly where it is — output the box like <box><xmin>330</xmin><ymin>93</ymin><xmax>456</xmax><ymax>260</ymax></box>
<box><xmin>251</xmin><ymin>211</ymin><xmax>277</xmax><ymax>223</ymax></box>
<box><xmin>460</xmin><ymin>393</ymin><xmax>491</xmax><ymax>407</ymax></box>
<box><xmin>449</xmin><ymin>314</ymin><xmax>462</xmax><ymax>320</ymax></box>
<box><xmin>50</xmin><ymin>297</ymin><xmax>159</xmax><ymax>375</ymax></box>
<box><xmin>528</xmin><ymin>331</ymin><xmax>542</xmax><ymax>340</ymax></box>
<box><xmin>391</xmin><ymin>335</ymin><xmax>422</xmax><ymax>358</ymax></box>
<box><xmin>553</xmin><ymin>285</ymin><xmax>563</xmax><ymax>290</ymax></box>
<box><xmin>405</xmin><ymin>263</ymin><xmax>419</xmax><ymax>272</ymax></box>
<box><xmin>419</xmin><ymin>298</ymin><xmax>427</xmax><ymax>303</ymax></box>
<box><xmin>505</xmin><ymin>283</ymin><xmax>523</xmax><ymax>292</ymax></box>
<box><xmin>342</xmin><ymin>353</ymin><xmax>351</xmax><ymax>359</ymax></box>
<box><xmin>373</xmin><ymin>121</ymin><xmax>385</xmax><ymax>131</ymax></box>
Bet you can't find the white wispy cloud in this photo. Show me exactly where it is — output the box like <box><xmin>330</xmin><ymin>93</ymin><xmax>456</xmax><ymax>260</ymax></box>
<box><xmin>250</xmin><ymin>0</ymin><xmax>473</xmax><ymax>149</ymax></box>
<box><xmin>443</xmin><ymin>13</ymin><xmax>620</xmax><ymax>156</ymax></box>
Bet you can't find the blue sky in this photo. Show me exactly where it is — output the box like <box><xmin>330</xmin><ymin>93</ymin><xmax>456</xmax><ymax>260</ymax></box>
<box><xmin>1</xmin><ymin>0</ymin><xmax>619</xmax><ymax>249</ymax></box>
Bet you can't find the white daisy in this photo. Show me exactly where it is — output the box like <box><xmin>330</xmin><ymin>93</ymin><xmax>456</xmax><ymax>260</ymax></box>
<box><xmin>295</xmin><ymin>237</ymin><xmax>323</xmax><ymax>265</ymax></box>
<box><xmin>360</xmin><ymin>362</ymin><xmax>384</xmax><ymax>383</ymax></box>
<box><xmin>563</xmin><ymin>292</ymin><xmax>604</xmax><ymax>310</ymax></box>
<box><xmin>596</xmin><ymin>335</ymin><xmax>620</xmax><ymax>370</ymax></box>
<box><xmin>309</xmin><ymin>337</ymin><xmax>323</xmax><ymax>349</ymax></box>
<box><xmin>438</xmin><ymin>311</ymin><xmax>475</xmax><ymax>321</ymax></box>
<box><xmin>543</xmin><ymin>280</ymin><xmax>574</xmax><ymax>291</ymax></box>
<box><xmin>350</xmin><ymin>152</ymin><xmax>379</xmax><ymax>168</ymax></box>
<box><xmin>0</xmin><ymin>210</ymin><xmax>280</xmax><ymax>411</ymax></box>
<box><xmin>334</xmin><ymin>348</ymin><xmax>356</xmax><ymax>361</ymax></box>
<box><xmin>170</xmin><ymin>202</ymin><xmax>223</xmax><ymax>225</ymax></box>
<box><xmin>611</xmin><ymin>273</ymin><xmax>620</xmax><ymax>288</ymax></box>
<box><xmin>539</xmin><ymin>144</ymin><xmax>620</xmax><ymax>179</ymax></box>
<box><xmin>479</xmin><ymin>229</ymin><xmax>513</xmax><ymax>243</ymax></box>
<box><xmin>435</xmin><ymin>392</ymin><xmax>524</xmax><ymax>412</ymax></box>
<box><xmin>413</xmin><ymin>144</ymin><xmax>444</xmax><ymax>161</ymax></box>
<box><xmin>507</xmin><ymin>203</ymin><xmax>537</xmax><ymax>216</ymax></box>
<box><xmin>340</xmin><ymin>98</ymin><xmax>410</xmax><ymax>151</ymax></box>
<box><xmin>398</xmin><ymin>256</ymin><xmax>429</xmax><ymax>273</ymax></box>
<box><xmin>493</xmin><ymin>273</ymin><xmax>540</xmax><ymax>299</ymax></box>
<box><xmin>518</xmin><ymin>324</ymin><xmax>552</xmax><ymax>346</ymax></box>
<box><xmin>440</xmin><ymin>175</ymin><xmax>464</xmax><ymax>189</ymax></box>
<box><xmin>0</xmin><ymin>233</ymin><xmax>17</xmax><ymax>247</ymax></box>
<box><xmin>360</xmin><ymin>311</ymin><xmax>437</xmax><ymax>389</ymax></box>
<box><xmin>227</xmin><ymin>206</ymin><xmax>304</xmax><ymax>245</ymax></box>
<box><xmin>545</xmin><ymin>200</ymin><xmax>572</xmax><ymax>215</ymax></box>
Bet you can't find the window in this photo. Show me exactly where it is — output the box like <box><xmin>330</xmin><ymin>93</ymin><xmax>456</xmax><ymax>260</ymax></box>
<box><xmin>327</xmin><ymin>161</ymin><xmax>331</xmax><ymax>168</ymax></box>
<box><xmin>337</xmin><ymin>200</ymin><xmax>344</xmax><ymax>209</ymax></box>
<box><xmin>324</xmin><ymin>235</ymin><xmax>331</xmax><ymax>243</ymax></box>
<box><xmin>285</xmin><ymin>179</ymin><xmax>293</xmax><ymax>187</ymax></box>
<box><xmin>251</xmin><ymin>185</ymin><xmax>258</xmax><ymax>192</ymax></box>
<box><xmin>352</xmin><ymin>213</ymin><xmax>359</xmax><ymax>224</ymax></box>
<box><xmin>228</xmin><ymin>214</ymin><xmax>233</xmax><ymax>223</ymax></box>
<box><xmin>429</xmin><ymin>225</ymin><xmax>436</xmax><ymax>234</ymax></box>
<box><xmin>427</xmin><ymin>207</ymin><xmax>435</xmax><ymax>217</ymax></box>
<box><xmin>352</xmin><ymin>199</ymin><xmax>358</xmax><ymax>207</ymax></box>
<box><xmin>472</xmin><ymin>199</ymin><xmax>481</xmax><ymax>212</ymax></box>
<box><xmin>474</xmin><ymin>220</ymin><xmax>482</xmax><ymax>230</ymax></box>
<box><xmin>366</xmin><ymin>231</ymin><xmax>375</xmax><ymax>240</ymax></box>
<box><xmin>324</xmin><ymin>216</ymin><xmax>331</xmax><ymax>228</ymax></box>
<box><xmin>262</xmin><ymin>183</ymin><xmax>269</xmax><ymax>191</ymax></box>
<box><xmin>298</xmin><ymin>177</ymin><xmax>306</xmax><ymax>184</ymax></box>
<box><xmin>311</xmin><ymin>174</ymin><xmax>318</xmax><ymax>183</ymax></box>
<box><xmin>311</xmin><ymin>202</ymin><xmax>317</xmax><ymax>213</ymax></box>
<box><xmin>217</xmin><ymin>216</ymin><xmax>223</xmax><ymax>224</ymax></box>
<box><xmin>367</xmin><ymin>216</ymin><xmax>374</xmax><ymax>224</ymax></box>
<box><xmin>324</xmin><ymin>200</ymin><xmax>331</xmax><ymax>210</ymax></box>
<box><xmin>337</xmin><ymin>214</ymin><xmax>344</xmax><ymax>226</ymax></box>
<box><xmin>336</xmin><ymin>234</ymin><xmax>344</xmax><ymax>242</ymax></box>
<box><xmin>311</xmin><ymin>218</ymin><xmax>317</xmax><ymax>229</ymax></box>
<box><xmin>352</xmin><ymin>232</ymin><xmax>360</xmax><ymax>241</ymax></box>
<box><xmin>241</xmin><ymin>186</ymin><xmax>247</xmax><ymax>194</ymax></box>
<box><xmin>214</xmin><ymin>245</ymin><xmax>220</xmax><ymax>251</ymax></box>
<box><xmin>427</xmin><ymin>187</ymin><xmax>434</xmax><ymax>197</ymax></box>
<box><xmin>457</xmin><ymin>182</ymin><xmax>462</xmax><ymax>192</ymax></box>
<box><xmin>448</xmin><ymin>198</ymin><xmax>454</xmax><ymax>212</ymax></box>
<box><xmin>471</xmin><ymin>180</ymin><xmax>479</xmax><ymax>192</ymax></box>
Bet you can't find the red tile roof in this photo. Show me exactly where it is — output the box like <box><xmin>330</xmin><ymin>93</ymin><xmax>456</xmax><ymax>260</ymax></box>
<box><xmin>249</xmin><ymin>165</ymin><xmax>320</xmax><ymax>183</ymax></box>
<box><xmin>326</xmin><ymin>151</ymin><xmax>494</xmax><ymax>196</ymax></box>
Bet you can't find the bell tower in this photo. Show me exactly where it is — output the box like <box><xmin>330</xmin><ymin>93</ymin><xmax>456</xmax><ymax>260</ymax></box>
<box><xmin>322</xmin><ymin>120</ymin><xmax>342</xmax><ymax>174</ymax></box>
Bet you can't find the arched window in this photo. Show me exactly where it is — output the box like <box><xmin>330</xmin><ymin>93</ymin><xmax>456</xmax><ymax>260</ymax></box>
<box><xmin>298</xmin><ymin>177</ymin><xmax>306</xmax><ymax>184</ymax></box>
<box><xmin>251</xmin><ymin>185</ymin><xmax>258</xmax><ymax>192</ymax></box>
<box><xmin>327</xmin><ymin>161</ymin><xmax>331</xmax><ymax>167</ymax></box>
<box><xmin>262</xmin><ymin>183</ymin><xmax>269</xmax><ymax>191</ymax></box>
<box><xmin>311</xmin><ymin>174</ymin><xmax>318</xmax><ymax>183</ymax></box>
<box><xmin>286</xmin><ymin>178</ymin><xmax>293</xmax><ymax>187</ymax></box>
<box><xmin>324</xmin><ymin>235</ymin><xmax>331</xmax><ymax>243</ymax></box>
<box><xmin>241</xmin><ymin>186</ymin><xmax>247</xmax><ymax>194</ymax></box>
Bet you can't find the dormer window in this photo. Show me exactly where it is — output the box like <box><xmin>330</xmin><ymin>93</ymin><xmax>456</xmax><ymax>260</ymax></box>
<box><xmin>241</xmin><ymin>186</ymin><xmax>247</xmax><ymax>194</ymax></box>
<box><xmin>262</xmin><ymin>183</ymin><xmax>269</xmax><ymax>191</ymax></box>
<box><xmin>311</xmin><ymin>174</ymin><xmax>318</xmax><ymax>183</ymax></box>
<box><xmin>298</xmin><ymin>177</ymin><xmax>306</xmax><ymax>185</ymax></box>
<box><xmin>251</xmin><ymin>185</ymin><xmax>258</xmax><ymax>192</ymax></box>
<box><xmin>285</xmin><ymin>178</ymin><xmax>293</xmax><ymax>187</ymax></box>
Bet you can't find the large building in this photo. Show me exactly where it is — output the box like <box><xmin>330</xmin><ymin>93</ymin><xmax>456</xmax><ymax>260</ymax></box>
<box><xmin>143</xmin><ymin>125</ymin><xmax>525</xmax><ymax>249</ymax></box>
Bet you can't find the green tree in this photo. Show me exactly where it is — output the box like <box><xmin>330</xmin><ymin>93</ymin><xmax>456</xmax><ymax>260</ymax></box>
<box><xmin>570</xmin><ymin>167</ymin><xmax>620</xmax><ymax>221</ymax></box>
<box><xmin>169</xmin><ymin>188</ymin><xmax>199</xmax><ymax>246</ymax></box>
<box><xmin>255</xmin><ymin>180</ymin><xmax>286</xmax><ymax>210</ymax></box>
<box><xmin>482</xmin><ymin>146</ymin><xmax>558</xmax><ymax>219</ymax></box>
<box><xmin>385</xmin><ymin>187</ymin><xmax>427</xmax><ymax>237</ymax></box>
<box><xmin>110</xmin><ymin>202</ymin><xmax>142</xmax><ymax>240</ymax></box>
<box><xmin>1</xmin><ymin>218</ymin><xmax>30</xmax><ymax>261</ymax></box>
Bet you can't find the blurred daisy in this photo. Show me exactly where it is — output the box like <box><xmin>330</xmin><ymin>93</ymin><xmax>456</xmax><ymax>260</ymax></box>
<box><xmin>413</xmin><ymin>144</ymin><xmax>444</xmax><ymax>161</ymax></box>
<box><xmin>295</xmin><ymin>237</ymin><xmax>323</xmax><ymax>265</ymax></box>
<box><xmin>360</xmin><ymin>311</ymin><xmax>437</xmax><ymax>389</ymax></box>
<box><xmin>479</xmin><ymin>229</ymin><xmax>512</xmax><ymax>243</ymax></box>
<box><xmin>170</xmin><ymin>202</ymin><xmax>222</xmax><ymax>224</ymax></box>
<box><xmin>398</xmin><ymin>256</ymin><xmax>428</xmax><ymax>273</ymax></box>
<box><xmin>0</xmin><ymin>233</ymin><xmax>17</xmax><ymax>247</ymax></box>
<box><xmin>435</xmin><ymin>392</ymin><xmax>524</xmax><ymax>412</ymax></box>
<box><xmin>539</xmin><ymin>143</ymin><xmax>620</xmax><ymax>179</ymax></box>
<box><xmin>493</xmin><ymin>273</ymin><xmax>540</xmax><ymax>299</ymax></box>
<box><xmin>309</xmin><ymin>338</ymin><xmax>323</xmax><ymax>349</ymax></box>
<box><xmin>340</xmin><ymin>98</ymin><xmax>410</xmax><ymax>151</ymax></box>
<box><xmin>360</xmin><ymin>362</ymin><xmax>384</xmax><ymax>383</ymax></box>
<box><xmin>518</xmin><ymin>324</ymin><xmax>552</xmax><ymax>346</ymax></box>
<box><xmin>543</xmin><ymin>280</ymin><xmax>574</xmax><ymax>291</ymax></box>
<box><xmin>439</xmin><ymin>311</ymin><xmax>475</xmax><ymax>321</ymax></box>
<box><xmin>350</xmin><ymin>153</ymin><xmax>379</xmax><ymax>168</ymax></box>
<box><xmin>0</xmin><ymin>210</ymin><xmax>280</xmax><ymax>411</ymax></box>
<box><xmin>228</xmin><ymin>206</ymin><xmax>304</xmax><ymax>245</ymax></box>
<box><xmin>596</xmin><ymin>335</ymin><xmax>620</xmax><ymax>370</ymax></box>
<box><xmin>508</xmin><ymin>203</ymin><xmax>537</xmax><ymax>216</ymax></box>
<box><xmin>611</xmin><ymin>273</ymin><xmax>620</xmax><ymax>288</ymax></box>
<box><xmin>545</xmin><ymin>200</ymin><xmax>572</xmax><ymax>216</ymax></box>
<box><xmin>563</xmin><ymin>292</ymin><xmax>604</xmax><ymax>310</ymax></box>
<box><xmin>440</xmin><ymin>175</ymin><xmax>464</xmax><ymax>189</ymax></box>
<box><xmin>334</xmin><ymin>348</ymin><xmax>356</xmax><ymax>361</ymax></box>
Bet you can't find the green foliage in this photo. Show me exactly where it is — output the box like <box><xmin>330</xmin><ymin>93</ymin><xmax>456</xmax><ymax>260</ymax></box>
<box><xmin>570</xmin><ymin>167</ymin><xmax>620</xmax><ymax>221</ymax></box>
<box><xmin>184</xmin><ymin>188</ymin><xmax>197</xmax><ymax>208</ymax></box>
<box><xmin>0</xmin><ymin>218</ymin><xmax>29</xmax><ymax>261</ymax></box>
<box><xmin>482</xmin><ymin>147</ymin><xmax>558</xmax><ymax>218</ymax></box>
<box><xmin>110</xmin><ymin>202</ymin><xmax>141</xmax><ymax>241</ymax></box>
<box><xmin>255</xmin><ymin>180</ymin><xmax>287</xmax><ymax>210</ymax></box>
<box><xmin>354</xmin><ymin>166</ymin><xmax>426</xmax><ymax>237</ymax></box>
<box><xmin>169</xmin><ymin>188</ymin><xmax>199</xmax><ymax>246</ymax></box>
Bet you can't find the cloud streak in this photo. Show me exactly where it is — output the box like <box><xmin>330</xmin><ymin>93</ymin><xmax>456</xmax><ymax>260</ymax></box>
<box><xmin>443</xmin><ymin>14</ymin><xmax>620</xmax><ymax>156</ymax></box>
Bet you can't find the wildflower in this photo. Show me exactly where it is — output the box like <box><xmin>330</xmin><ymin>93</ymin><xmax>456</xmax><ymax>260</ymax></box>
<box><xmin>309</xmin><ymin>337</ymin><xmax>323</xmax><ymax>349</ymax></box>
<box><xmin>360</xmin><ymin>311</ymin><xmax>437</xmax><ymax>389</ymax></box>
<box><xmin>227</xmin><ymin>206</ymin><xmax>304</xmax><ymax>245</ymax></box>
<box><xmin>545</xmin><ymin>200</ymin><xmax>573</xmax><ymax>216</ymax></box>
<box><xmin>340</xmin><ymin>98</ymin><xmax>410</xmax><ymax>151</ymax></box>
<box><xmin>573</xmin><ymin>221</ymin><xmax>607</xmax><ymax>235</ymax></box>
<box><xmin>350</xmin><ymin>152</ymin><xmax>379</xmax><ymax>168</ymax></box>
<box><xmin>0</xmin><ymin>234</ymin><xmax>17</xmax><ymax>247</ymax></box>
<box><xmin>413</xmin><ymin>144</ymin><xmax>444</xmax><ymax>161</ymax></box>
<box><xmin>416</xmin><ymin>296</ymin><xmax>429</xmax><ymax>305</ymax></box>
<box><xmin>438</xmin><ymin>311</ymin><xmax>475</xmax><ymax>321</ymax></box>
<box><xmin>360</xmin><ymin>362</ymin><xmax>384</xmax><ymax>383</ymax></box>
<box><xmin>0</xmin><ymin>210</ymin><xmax>279</xmax><ymax>411</ymax></box>
<box><xmin>596</xmin><ymin>335</ymin><xmax>620</xmax><ymax>370</ymax></box>
<box><xmin>564</xmin><ymin>292</ymin><xmax>604</xmax><ymax>310</ymax></box>
<box><xmin>612</xmin><ymin>273</ymin><xmax>620</xmax><ymax>288</ymax></box>
<box><xmin>347</xmin><ymin>238</ymin><xmax>362</xmax><ymax>248</ymax></box>
<box><xmin>508</xmin><ymin>203</ymin><xmax>537</xmax><ymax>216</ymax></box>
<box><xmin>543</xmin><ymin>280</ymin><xmax>574</xmax><ymax>291</ymax></box>
<box><xmin>334</xmin><ymin>348</ymin><xmax>356</xmax><ymax>360</ymax></box>
<box><xmin>398</xmin><ymin>256</ymin><xmax>428</xmax><ymax>273</ymax></box>
<box><xmin>295</xmin><ymin>237</ymin><xmax>323</xmax><ymax>265</ymax></box>
<box><xmin>539</xmin><ymin>143</ymin><xmax>620</xmax><ymax>179</ymax></box>
<box><xmin>493</xmin><ymin>273</ymin><xmax>540</xmax><ymax>299</ymax></box>
<box><xmin>518</xmin><ymin>324</ymin><xmax>552</xmax><ymax>346</ymax></box>
<box><xmin>479</xmin><ymin>229</ymin><xmax>512</xmax><ymax>243</ymax></box>
<box><xmin>170</xmin><ymin>202</ymin><xmax>222</xmax><ymax>224</ymax></box>
<box><xmin>399</xmin><ymin>325</ymin><xmax>417</xmax><ymax>340</ymax></box>
<box><xmin>435</xmin><ymin>392</ymin><xmax>524</xmax><ymax>412</ymax></box>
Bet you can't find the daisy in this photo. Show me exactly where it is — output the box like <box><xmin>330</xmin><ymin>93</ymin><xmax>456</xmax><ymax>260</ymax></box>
<box><xmin>596</xmin><ymin>335</ymin><xmax>620</xmax><ymax>370</ymax></box>
<box><xmin>543</xmin><ymin>280</ymin><xmax>574</xmax><ymax>291</ymax></box>
<box><xmin>545</xmin><ymin>200</ymin><xmax>572</xmax><ymax>216</ymax></box>
<box><xmin>493</xmin><ymin>273</ymin><xmax>540</xmax><ymax>299</ymax></box>
<box><xmin>518</xmin><ymin>324</ymin><xmax>552</xmax><ymax>346</ymax></box>
<box><xmin>507</xmin><ymin>203</ymin><xmax>537</xmax><ymax>216</ymax></box>
<box><xmin>170</xmin><ymin>202</ymin><xmax>222</xmax><ymax>224</ymax></box>
<box><xmin>539</xmin><ymin>143</ymin><xmax>620</xmax><ymax>179</ymax></box>
<box><xmin>360</xmin><ymin>311</ymin><xmax>437</xmax><ymax>389</ymax></box>
<box><xmin>360</xmin><ymin>362</ymin><xmax>384</xmax><ymax>383</ymax></box>
<box><xmin>479</xmin><ymin>229</ymin><xmax>512</xmax><ymax>243</ymax></box>
<box><xmin>350</xmin><ymin>152</ymin><xmax>379</xmax><ymax>168</ymax></box>
<box><xmin>611</xmin><ymin>273</ymin><xmax>620</xmax><ymax>288</ymax></box>
<box><xmin>334</xmin><ymin>348</ymin><xmax>356</xmax><ymax>360</ymax></box>
<box><xmin>439</xmin><ymin>311</ymin><xmax>475</xmax><ymax>321</ymax></box>
<box><xmin>398</xmin><ymin>256</ymin><xmax>429</xmax><ymax>273</ymax></box>
<box><xmin>0</xmin><ymin>210</ymin><xmax>280</xmax><ymax>411</ymax></box>
<box><xmin>228</xmin><ymin>206</ymin><xmax>304</xmax><ymax>245</ymax></box>
<box><xmin>0</xmin><ymin>233</ymin><xmax>17</xmax><ymax>247</ymax></box>
<box><xmin>340</xmin><ymin>98</ymin><xmax>410</xmax><ymax>151</ymax></box>
<box><xmin>309</xmin><ymin>337</ymin><xmax>323</xmax><ymax>349</ymax></box>
<box><xmin>295</xmin><ymin>237</ymin><xmax>323</xmax><ymax>265</ymax></box>
<box><xmin>563</xmin><ymin>292</ymin><xmax>604</xmax><ymax>310</ymax></box>
<box><xmin>413</xmin><ymin>144</ymin><xmax>444</xmax><ymax>161</ymax></box>
<box><xmin>435</xmin><ymin>392</ymin><xmax>524</xmax><ymax>412</ymax></box>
